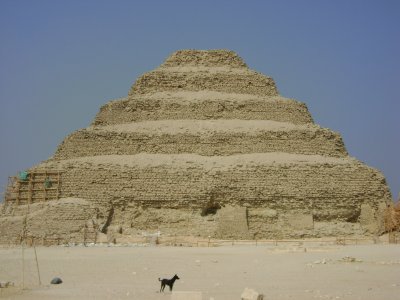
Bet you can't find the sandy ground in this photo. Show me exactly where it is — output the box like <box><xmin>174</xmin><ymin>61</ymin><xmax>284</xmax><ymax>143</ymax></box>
<box><xmin>0</xmin><ymin>243</ymin><xmax>399</xmax><ymax>300</ymax></box>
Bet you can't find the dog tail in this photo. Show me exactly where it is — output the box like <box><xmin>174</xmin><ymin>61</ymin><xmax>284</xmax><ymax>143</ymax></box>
<box><xmin>158</xmin><ymin>278</ymin><xmax>161</xmax><ymax>281</ymax></box>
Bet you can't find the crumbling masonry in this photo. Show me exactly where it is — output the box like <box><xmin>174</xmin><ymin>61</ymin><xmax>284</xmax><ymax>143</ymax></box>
<box><xmin>0</xmin><ymin>50</ymin><xmax>392</xmax><ymax>244</ymax></box>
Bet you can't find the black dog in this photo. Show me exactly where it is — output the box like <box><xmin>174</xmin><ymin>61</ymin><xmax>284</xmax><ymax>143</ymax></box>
<box><xmin>159</xmin><ymin>274</ymin><xmax>180</xmax><ymax>292</ymax></box>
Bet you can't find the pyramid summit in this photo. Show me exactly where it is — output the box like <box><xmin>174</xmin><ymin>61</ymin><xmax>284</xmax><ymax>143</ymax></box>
<box><xmin>129</xmin><ymin>49</ymin><xmax>278</xmax><ymax>96</ymax></box>
<box><xmin>0</xmin><ymin>49</ymin><xmax>392</xmax><ymax>244</ymax></box>
<box><xmin>161</xmin><ymin>49</ymin><xmax>248</xmax><ymax>67</ymax></box>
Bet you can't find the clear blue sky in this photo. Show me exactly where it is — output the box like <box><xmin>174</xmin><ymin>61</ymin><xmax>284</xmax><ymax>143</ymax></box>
<box><xmin>0</xmin><ymin>0</ymin><xmax>399</xmax><ymax>201</ymax></box>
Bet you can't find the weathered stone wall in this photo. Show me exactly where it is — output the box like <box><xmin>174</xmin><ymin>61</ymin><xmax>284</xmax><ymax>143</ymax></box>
<box><xmin>14</xmin><ymin>153</ymin><xmax>389</xmax><ymax>239</ymax></box>
<box><xmin>129</xmin><ymin>50</ymin><xmax>279</xmax><ymax>96</ymax></box>
<box><xmin>53</xmin><ymin>121</ymin><xmax>347</xmax><ymax>160</ymax></box>
<box><xmin>161</xmin><ymin>49</ymin><xmax>248</xmax><ymax>68</ymax></box>
<box><xmin>93</xmin><ymin>94</ymin><xmax>313</xmax><ymax>126</ymax></box>
<box><xmin>130</xmin><ymin>70</ymin><xmax>278</xmax><ymax>96</ymax></box>
<box><xmin>0</xmin><ymin>198</ymin><xmax>97</xmax><ymax>245</ymax></box>
<box><xmin>216</xmin><ymin>206</ymin><xmax>250</xmax><ymax>239</ymax></box>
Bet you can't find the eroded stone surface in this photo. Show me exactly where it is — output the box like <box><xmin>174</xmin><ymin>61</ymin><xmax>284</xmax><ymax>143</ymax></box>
<box><xmin>92</xmin><ymin>93</ymin><xmax>313</xmax><ymax>125</ymax></box>
<box><xmin>1</xmin><ymin>49</ymin><xmax>392</xmax><ymax>243</ymax></box>
<box><xmin>54</xmin><ymin>120</ymin><xmax>347</xmax><ymax>159</ymax></box>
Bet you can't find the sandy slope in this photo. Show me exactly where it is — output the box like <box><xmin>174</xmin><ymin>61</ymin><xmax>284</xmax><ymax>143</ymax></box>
<box><xmin>1</xmin><ymin>244</ymin><xmax>399</xmax><ymax>300</ymax></box>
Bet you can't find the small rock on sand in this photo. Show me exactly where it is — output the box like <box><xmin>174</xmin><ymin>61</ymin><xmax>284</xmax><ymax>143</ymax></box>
<box><xmin>51</xmin><ymin>277</ymin><xmax>63</xmax><ymax>284</ymax></box>
<box><xmin>241</xmin><ymin>287</ymin><xmax>264</xmax><ymax>300</ymax></box>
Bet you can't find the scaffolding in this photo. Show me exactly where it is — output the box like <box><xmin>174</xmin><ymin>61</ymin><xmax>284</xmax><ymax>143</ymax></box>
<box><xmin>4</xmin><ymin>170</ymin><xmax>62</xmax><ymax>205</ymax></box>
<box><xmin>384</xmin><ymin>201</ymin><xmax>400</xmax><ymax>244</ymax></box>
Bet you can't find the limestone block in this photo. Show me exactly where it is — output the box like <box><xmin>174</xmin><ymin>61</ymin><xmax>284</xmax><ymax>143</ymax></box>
<box><xmin>0</xmin><ymin>215</ymin><xmax>25</xmax><ymax>244</ymax></box>
<box><xmin>249</xmin><ymin>208</ymin><xmax>277</xmax><ymax>218</ymax></box>
<box><xmin>107</xmin><ymin>232</ymin><xmax>116</xmax><ymax>244</ymax></box>
<box><xmin>0</xmin><ymin>198</ymin><xmax>98</xmax><ymax>245</ymax></box>
<box><xmin>96</xmin><ymin>232</ymin><xmax>108</xmax><ymax>243</ymax></box>
<box><xmin>241</xmin><ymin>287</ymin><xmax>264</xmax><ymax>300</ymax></box>
<box><xmin>284</xmin><ymin>213</ymin><xmax>314</xmax><ymax>230</ymax></box>
<box><xmin>376</xmin><ymin>202</ymin><xmax>388</xmax><ymax>233</ymax></box>
<box><xmin>359</xmin><ymin>204</ymin><xmax>380</xmax><ymax>233</ymax></box>
<box><xmin>216</xmin><ymin>206</ymin><xmax>249</xmax><ymax>239</ymax></box>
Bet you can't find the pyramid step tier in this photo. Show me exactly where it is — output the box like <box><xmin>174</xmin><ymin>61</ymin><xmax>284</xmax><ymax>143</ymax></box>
<box><xmin>130</xmin><ymin>50</ymin><xmax>279</xmax><ymax>96</ymax></box>
<box><xmin>93</xmin><ymin>92</ymin><xmax>313</xmax><ymax>125</ymax></box>
<box><xmin>161</xmin><ymin>49</ymin><xmax>248</xmax><ymax>68</ymax></box>
<box><xmin>54</xmin><ymin>120</ymin><xmax>347</xmax><ymax>160</ymax></box>
<box><xmin>31</xmin><ymin>153</ymin><xmax>390</xmax><ymax>237</ymax></box>
<box><xmin>129</xmin><ymin>66</ymin><xmax>279</xmax><ymax>96</ymax></box>
<box><xmin>39</xmin><ymin>153</ymin><xmax>389</xmax><ymax>211</ymax></box>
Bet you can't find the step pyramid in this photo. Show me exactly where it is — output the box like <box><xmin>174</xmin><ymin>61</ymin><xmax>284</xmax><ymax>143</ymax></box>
<box><xmin>0</xmin><ymin>50</ymin><xmax>392</xmax><ymax>244</ymax></box>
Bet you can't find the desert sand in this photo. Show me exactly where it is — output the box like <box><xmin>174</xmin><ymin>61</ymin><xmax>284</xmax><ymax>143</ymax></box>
<box><xmin>1</xmin><ymin>242</ymin><xmax>399</xmax><ymax>300</ymax></box>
